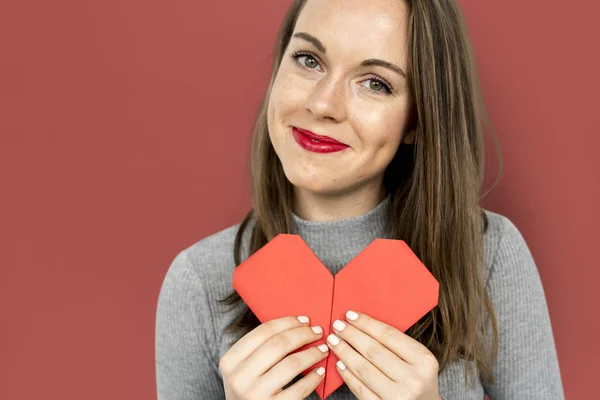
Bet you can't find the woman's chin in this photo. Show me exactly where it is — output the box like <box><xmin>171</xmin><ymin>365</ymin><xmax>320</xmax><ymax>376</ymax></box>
<box><xmin>289</xmin><ymin>177</ymin><xmax>351</xmax><ymax>197</ymax></box>
<box><xmin>286</xmin><ymin>175</ymin><xmax>331</xmax><ymax>193</ymax></box>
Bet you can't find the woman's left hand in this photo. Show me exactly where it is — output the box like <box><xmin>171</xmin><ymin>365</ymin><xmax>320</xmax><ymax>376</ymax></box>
<box><xmin>326</xmin><ymin>310</ymin><xmax>442</xmax><ymax>400</ymax></box>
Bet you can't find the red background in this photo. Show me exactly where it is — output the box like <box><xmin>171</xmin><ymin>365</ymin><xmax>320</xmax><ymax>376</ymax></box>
<box><xmin>1</xmin><ymin>0</ymin><xmax>597</xmax><ymax>398</ymax></box>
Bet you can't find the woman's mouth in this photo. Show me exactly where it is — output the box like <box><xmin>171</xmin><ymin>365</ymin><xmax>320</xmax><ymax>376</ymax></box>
<box><xmin>292</xmin><ymin>127</ymin><xmax>349</xmax><ymax>154</ymax></box>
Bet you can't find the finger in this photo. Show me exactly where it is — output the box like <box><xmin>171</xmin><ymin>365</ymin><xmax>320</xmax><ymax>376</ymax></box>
<box><xmin>275</xmin><ymin>365</ymin><xmax>326</xmax><ymax>400</ymax></box>
<box><xmin>345</xmin><ymin>310</ymin><xmax>430</xmax><ymax>365</ymax></box>
<box><xmin>240</xmin><ymin>323</ymin><xmax>324</xmax><ymax>379</ymax></box>
<box><xmin>219</xmin><ymin>315</ymin><xmax>310</xmax><ymax>374</ymax></box>
<box><xmin>258</xmin><ymin>344</ymin><xmax>329</xmax><ymax>394</ymax></box>
<box><xmin>326</xmin><ymin>333</ymin><xmax>391</xmax><ymax>398</ymax></box>
<box><xmin>332</xmin><ymin>318</ymin><xmax>411</xmax><ymax>382</ymax></box>
<box><xmin>335</xmin><ymin>359</ymin><xmax>380</xmax><ymax>400</ymax></box>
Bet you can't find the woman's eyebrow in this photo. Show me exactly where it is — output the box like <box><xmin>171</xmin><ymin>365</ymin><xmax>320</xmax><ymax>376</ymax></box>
<box><xmin>291</xmin><ymin>31</ymin><xmax>406</xmax><ymax>78</ymax></box>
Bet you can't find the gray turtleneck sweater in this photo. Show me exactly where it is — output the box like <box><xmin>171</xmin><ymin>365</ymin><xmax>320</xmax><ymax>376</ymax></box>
<box><xmin>155</xmin><ymin>196</ymin><xmax>564</xmax><ymax>399</ymax></box>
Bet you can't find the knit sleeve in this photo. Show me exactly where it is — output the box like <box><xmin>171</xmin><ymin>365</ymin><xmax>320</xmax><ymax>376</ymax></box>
<box><xmin>155</xmin><ymin>250</ymin><xmax>225</xmax><ymax>399</ymax></box>
<box><xmin>482</xmin><ymin>216</ymin><xmax>565</xmax><ymax>399</ymax></box>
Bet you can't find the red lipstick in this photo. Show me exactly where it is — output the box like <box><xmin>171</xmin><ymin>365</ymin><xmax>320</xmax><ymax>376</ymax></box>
<box><xmin>292</xmin><ymin>127</ymin><xmax>349</xmax><ymax>154</ymax></box>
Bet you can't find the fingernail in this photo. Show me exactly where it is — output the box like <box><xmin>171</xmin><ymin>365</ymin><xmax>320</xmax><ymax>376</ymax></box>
<box><xmin>333</xmin><ymin>320</ymin><xmax>346</xmax><ymax>331</ymax></box>
<box><xmin>311</xmin><ymin>326</ymin><xmax>323</xmax><ymax>334</ymax></box>
<box><xmin>336</xmin><ymin>360</ymin><xmax>346</xmax><ymax>371</ymax></box>
<box><xmin>297</xmin><ymin>316</ymin><xmax>309</xmax><ymax>323</ymax></box>
<box><xmin>327</xmin><ymin>333</ymin><xmax>340</xmax><ymax>346</ymax></box>
<box><xmin>316</xmin><ymin>366</ymin><xmax>326</xmax><ymax>376</ymax></box>
<box><xmin>346</xmin><ymin>310</ymin><xmax>358</xmax><ymax>321</ymax></box>
<box><xmin>317</xmin><ymin>344</ymin><xmax>329</xmax><ymax>352</ymax></box>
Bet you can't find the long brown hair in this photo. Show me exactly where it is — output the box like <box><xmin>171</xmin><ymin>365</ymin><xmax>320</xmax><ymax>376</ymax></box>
<box><xmin>219</xmin><ymin>0</ymin><xmax>502</xmax><ymax>388</ymax></box>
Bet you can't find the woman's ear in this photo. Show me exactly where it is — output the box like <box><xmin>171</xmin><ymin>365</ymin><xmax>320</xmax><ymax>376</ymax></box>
<box><xmin>402</xmin><ymin>130</ymin><xmax>416</xmax><ymax>145</ymax></box>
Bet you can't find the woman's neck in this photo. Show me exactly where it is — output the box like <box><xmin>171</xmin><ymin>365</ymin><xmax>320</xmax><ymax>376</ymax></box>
<box><xmin>291</xmin><ymin>192</ymin><xmax>392</xmax><ymax>274</ymax></box>
<box><xmin>292</xmin><ymin>185</ymin><xmax>387</xmax><ymax>222</ymax></box>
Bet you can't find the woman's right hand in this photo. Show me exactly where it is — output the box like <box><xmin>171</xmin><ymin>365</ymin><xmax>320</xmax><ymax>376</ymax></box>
<box><xmin>220</xmin><ymin>315</ymin><xmax>329</xmax><ymax>399</ymax></box>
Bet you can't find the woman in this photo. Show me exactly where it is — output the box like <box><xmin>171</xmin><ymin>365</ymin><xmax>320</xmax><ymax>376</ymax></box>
<box><xmin>155</xmin><ymin>0</ymin><xmax>564</xmax><ymax>398</ymax></box>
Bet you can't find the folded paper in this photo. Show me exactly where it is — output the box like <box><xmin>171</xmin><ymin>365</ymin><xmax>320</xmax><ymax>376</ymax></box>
<box><xmin>232</xmin><ymin>234</ymin><xmax>439</xmax><ymax>399</ymax></box>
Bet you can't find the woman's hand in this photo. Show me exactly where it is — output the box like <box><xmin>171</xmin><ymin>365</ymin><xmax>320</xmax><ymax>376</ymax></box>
<box><xmin>219</xmin><ymin>315</ymin><xmax>329</xmax><ymax>400</ymax></box>
<box><xmin>326</xmin><ymin>310</ymin><xmax>442</xmax><ymax>400</ymax></box>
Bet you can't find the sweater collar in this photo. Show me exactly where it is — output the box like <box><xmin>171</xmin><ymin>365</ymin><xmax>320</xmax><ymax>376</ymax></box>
<box><xmin>291</xmin><ymin>194</ymin><xmax>392</xmax><ymax>274</ymax></box>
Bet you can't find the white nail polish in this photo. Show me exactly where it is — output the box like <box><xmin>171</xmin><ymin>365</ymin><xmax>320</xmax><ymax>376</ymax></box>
<box><xmin>311</xmin><ymin>326</ymin><xmax>323</xmax><ymax>334</ymax></box>
<box><xmin>336</xmin><ymin>360</ymin><xmax>346</xmax><ymax>370</ymax></box>
<box><xmin>346</xmin><ymin>310</ymin><xmax>358</xmax><ymax>321</ymax></box>
<box><xmin>327</xmin><ymin>334</ymin><xmax>340</xmax><ymax>346</ymax></box>
<box><xmin>297</xmin><ymin>316</ymin><xmax>309</xmax><ymax>323</ymax></box>
<box><xmin>316</xmin><ymin>367</ymin><xmax>326</xmax><ymax>376</ymax></box>
<box><xmin>333</xmin><ymin>320</ymin><xmax>346</xmax><ymax>331</ymax></box>
<box><xmin>317</xmin><ymin>344</ymin><xmax>329</xmax><ymax>352</ymax></box>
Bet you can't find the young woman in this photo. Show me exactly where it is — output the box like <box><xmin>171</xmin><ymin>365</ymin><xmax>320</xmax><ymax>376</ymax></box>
<box><xmin>155</xmin><ymin>0</ymin><xmax>565</xmax><ymax>398</ymax></box>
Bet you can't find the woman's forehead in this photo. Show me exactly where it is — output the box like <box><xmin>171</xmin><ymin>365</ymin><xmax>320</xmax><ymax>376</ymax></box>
<box><xmin>297</xmin><ymin>0</ymin><xmax>408</xmax><ymax>34</ymax></box>
<box><xmin>294</xmin><ymin>0</ymin><xmax>409</xmax><ymax>61</ymax></box>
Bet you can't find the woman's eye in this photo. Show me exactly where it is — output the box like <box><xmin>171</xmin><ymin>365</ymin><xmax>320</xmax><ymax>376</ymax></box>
<box><xmin>297</xmin><ymin>55</ymin><xmax>320</xmax><ymax>69</ymax></box>
<box><xmin>361</xmin><ymin>79</ymin><xmax>392</xmax><ymax>94</ymax></box>
<box><xmin>291</xmin><ymin>51</ymin><xmax>392</xmax><ymax>95</ymax></box>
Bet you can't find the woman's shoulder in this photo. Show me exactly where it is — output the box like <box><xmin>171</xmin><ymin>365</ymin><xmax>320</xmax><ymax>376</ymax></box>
<box><xmin>185</xmin><ymin>221</ymin><xmax>249</xmax><ymax>263</ymax></box>
<box><xmin>161</xmin><ymin>218</ymin><xmax>255</xmax><ymax>293</ymax></box>
<box><xmin>481</xmin><ymin>208</ymin><xmax>539</xmax><ymax>284</ymax></box>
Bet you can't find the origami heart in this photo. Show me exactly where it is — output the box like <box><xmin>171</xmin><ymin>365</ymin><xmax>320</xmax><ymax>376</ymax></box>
<box><xmin>232</xmin><ymin>234</ymin><xmax>439</xmax><ymax>399</ymax></box>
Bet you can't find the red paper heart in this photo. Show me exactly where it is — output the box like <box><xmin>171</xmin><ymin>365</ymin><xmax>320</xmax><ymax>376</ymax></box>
<box><xmin>232</xmin><ymin>234</ymin><xmax>439</xmax><ymax>399</ymax></box>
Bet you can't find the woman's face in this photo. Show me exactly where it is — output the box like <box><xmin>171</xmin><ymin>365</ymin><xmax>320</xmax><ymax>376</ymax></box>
<box><xmin>267</xmin><ymin>0</ymin><xmax>414</xmax><ymax>197</ymax></box>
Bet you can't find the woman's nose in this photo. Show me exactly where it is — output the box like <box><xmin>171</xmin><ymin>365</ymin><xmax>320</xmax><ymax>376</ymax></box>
<box><xmin>305</xmin><ymin>75</ymin><xmax>347</xmax><ymax>122</ymax></box>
